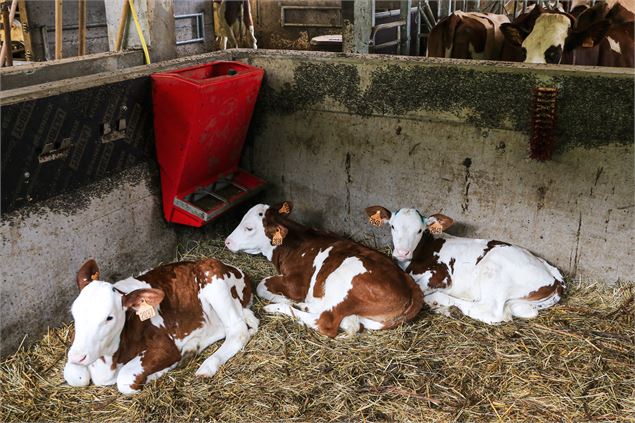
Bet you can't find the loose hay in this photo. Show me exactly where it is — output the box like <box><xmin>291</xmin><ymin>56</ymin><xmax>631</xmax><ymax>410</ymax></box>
<box><xmin>1</xmin><ymin>238</ymin><xmax>634</xmax><ymax>422</ymax></box>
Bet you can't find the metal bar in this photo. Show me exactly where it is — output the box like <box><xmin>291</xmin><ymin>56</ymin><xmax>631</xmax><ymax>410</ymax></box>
<box><xmin>54</xmin><ymin>0</ymin><xmax>62</xmax><ymax>59</ymax></box>
<box><xmin>423</xmin><ymin>1</ymin><xmax>436</xmax><ymax>26</ymax></box>
<box><xmin>513</xmin><ymin>0</ymin><xmax>518</xmax><ymax>17</ymax></box>
<box><xmin>114</xmin><ymin>0</ymin><xmax>129</xmax><ymax>52</ymax></box>
<box><xmin>399</xmin><ymin>0</ymin><xmax>412</xmax><ymax>55</ymax></box>
<box><xmin>174</xmin><ymin>12</ymin><xmax>205</xmax><ymax>45</ymax></box>
<box><xmin>353</xmin><ymin>0</ymin><xmax>372</xmax><ymax>53</ymax></box>
<box><xmin>78</xmin><ymin>0</ymin><xmax>86</xmax><ymax>56</ymax></box>
<box><xmin>40</xmin><ymin>25</ymin><xmax>50</xmax><ymax>60</ymax></box>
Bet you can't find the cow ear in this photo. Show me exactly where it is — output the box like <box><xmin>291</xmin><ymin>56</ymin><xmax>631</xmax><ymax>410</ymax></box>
<box><xmin>565</xmin><ymin>19</ymin><xmax>610</xmax><ymax>51</ymax></box>
<box><xmin>77</xmin><ymin>259</ymin><xmax>100</xmax><ymax>291</ymax></box>
<box><xmin>273</xmin><ymin>201</ymin><xmax>293</xmax><ymax>216</ymax></box>
<box><xmin>365</xmin><ymin>206</ymin><xmax>391</xmax><ymax>227</ymax></box>
<box><xmin>123</xmin><ymin>288</ymin><xmax>165</xmax><ymax>310</ymax></box>
<box><xmin>501</xmin><ymin>23</ymin><xmax>529</xmax><ymax>47</ymax></box>
<box><xmin>271</xmin><ymin>225</ymin><xmax>289</xmax><ymax>246</ymax></box>
<box><xmin>426</xmin><ymin>214</ymin><xmax>454</xmax><ymax>235</ymax></box>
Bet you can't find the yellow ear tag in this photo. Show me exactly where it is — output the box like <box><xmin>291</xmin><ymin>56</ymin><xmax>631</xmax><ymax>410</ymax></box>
<box><xmin>91</xmin><ymin>272</ymin><xmax>100</xmax><ymax>281</ymax></box>
<box><xmin>279</xmin><ymin>202</ymin><xmax>290</xmax><ymax>214</ymax></box>
<box><xmin>369</xmin><ymin>210</ymin><xmax>383</xmax><ymax>227</ymax></box>
<box><xmin>272</xmin><ymin>228</ymin><xmax>283</xmax><ymax>246</ymax></box>
<box><xmin>429</xmin><ymin>221</ymin><xmax>443</xmax><ymax>235</ymax></box>
<box><xmin>136</xmin><ymin>299</ymin><xmax>155</xmax><ymax>321</ymax></box>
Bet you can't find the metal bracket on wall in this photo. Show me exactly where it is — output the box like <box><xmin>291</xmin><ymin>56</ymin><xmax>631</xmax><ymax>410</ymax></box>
<box><xmin>101</xmin><ymin>119</ymin><xmax>127</xmax><ymax>143</ymax></box>
<box><xmin>175</xmin><ymin>13</ymin><xmax>204</xmax><ymax>45</ymax></box>
<box><xmin>38</xmin><ymin>138</ymin><xmax>73</xmax><ymax>163</ymax></box>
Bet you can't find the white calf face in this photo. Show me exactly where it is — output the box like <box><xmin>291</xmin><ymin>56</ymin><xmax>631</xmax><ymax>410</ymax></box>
<box><xmin>390</xmin><ymin>208</ymin><xmax>426</xmax><ymax>262</ymax></box>
<box><xmin>69</xmin><ymin>281</ymin><xmax>125</xmax><ymax>366</ymax></box>
<box><xmin>522</xmin><ymin>13</ymin><xmax>570</xmax><ymax>64</ymax></box>
<box><xmin>225</xmin><ymin>204</ymin><xmax>272</xmax><ymax>255</ymax></box>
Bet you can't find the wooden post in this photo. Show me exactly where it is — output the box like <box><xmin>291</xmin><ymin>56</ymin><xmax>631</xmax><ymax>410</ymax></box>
<box><xmin>400</xmin><ymin>0</ymin><xmax>412</xmax><ymax>55</ymax></box>
<box><xmin>78</xmin><ymin>0</ymin><xmax>86</xmax><ymax>55</ymax></box>
<box><xmin>55</xmin><ymin>0</ymin><xmax>62</xmax><ymax>59</ymax></box>
<box><xmin>1</xmin><ymin>0</ymin><xmax>13</xmax><ymax>66</ymax></box>
<box><xmin>17</xmin><ymin>0</ymin><xmax>32</xmax><ymax>60</ymax></box>
<box><xmin>114</xmin><ymin>0</ymin><xmax>129</xmax><ymax>51</ymax></box>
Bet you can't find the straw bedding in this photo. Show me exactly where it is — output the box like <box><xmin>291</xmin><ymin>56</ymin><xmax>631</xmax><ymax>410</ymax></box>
<box><xmin>1</xmin><ymin>237</ymin><xmax>633</xmax><ymax>422</ymax></box>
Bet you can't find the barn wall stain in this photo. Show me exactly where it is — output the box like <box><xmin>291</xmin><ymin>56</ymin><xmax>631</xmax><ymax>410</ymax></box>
<box><xmin>250</xmin><ymin>58</ymin><xmax>633</xmax><ymax>151</ymax></box>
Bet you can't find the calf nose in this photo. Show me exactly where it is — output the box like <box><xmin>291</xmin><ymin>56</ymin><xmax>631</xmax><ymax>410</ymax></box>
<box><xmin>224</xmin><ymin>238</ymin><xmax>232</xmax><ymax>249</ymax></box>
<box><xmin>69</xmin><ymin>351</ymin><xmax>88</xmax><ymax>364</ymax></box>
<box><xmin>395</xmin><ymin>248</ymin><xmax>410</xmax><ymax>258</ymax></box>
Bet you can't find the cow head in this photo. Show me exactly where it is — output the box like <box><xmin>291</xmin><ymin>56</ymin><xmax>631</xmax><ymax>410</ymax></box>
<box><xmin>67</xmin><ymin>260</ymin><xmax>164</xmax><ymax>366</ymax></box>
<box><xmin>501</xmin><ymin>9</ymin><xmax>610</xmax><ymax>64</ymax></box>
<box><xmin>225</xmin><ymin>202</ymin><xmax>293</xmax><ymax>259</ymax></box>
<box><xmin>365</xmin><ymin>206</ymin><xmax>454</xmax><ymax>263</ymax></box>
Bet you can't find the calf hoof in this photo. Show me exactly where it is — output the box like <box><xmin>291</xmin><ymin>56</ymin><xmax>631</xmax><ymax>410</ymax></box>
<box><xmin>63</xmin><ymin>362</ymin><xmax>91</xmax><ymax>387</ymax></box>
<box><xmin>448</xmin><ymin>305</ymin><xmax>463</xmax><ymax>319</ymax></box>
<box><xmin>196</xmin><ymin>357</ymin><xmax>221</xmax><ymax>378</ymax></box>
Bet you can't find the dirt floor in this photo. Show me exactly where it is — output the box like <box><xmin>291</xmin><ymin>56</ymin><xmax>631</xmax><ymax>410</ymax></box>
<box><xmin>1</xmin><ymin>237</ymin><xmax>633</xmax><ymax>422</ymax></box>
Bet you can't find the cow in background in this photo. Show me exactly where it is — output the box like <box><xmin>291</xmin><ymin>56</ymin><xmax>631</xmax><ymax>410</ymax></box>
<box><xmin>500</xmin><ymin>2</ymin><xmax>634</xmax><ymax>66</ymax></box>
<box><xmin>427</xmin><ymin>11</ymin><xmax>510</xmax><ymax>60</ymax></box>
<box><xmin>213</xmin><ymin>0</ymin><xmax>257</xmax><ymax>49</ymax></box>
<box><xmin>365</xmin><ymin>206</ymin><xmax>565</xmax><ymax>325</ymax></box>
<box><xmin>64</xmin><ymin>259</ymin><xmax>258</xmax><ymax>394</ymax></box>
<box><xmin>225</xmin><ymin>202</ymin><xmax>423</xmax><ymax>338</ymax></box>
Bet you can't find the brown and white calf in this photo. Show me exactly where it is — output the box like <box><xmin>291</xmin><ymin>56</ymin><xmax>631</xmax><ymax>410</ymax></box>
<box><xmin>427</xmin><ymin>11</ymin><xmax>510</xmax><ymax>60</ymax></box>
<box><xmin>224</xmin><ymin>202</ymin><xmax>423</xmax><ymax>338</ymax></box>
<box><xmin>366</xmin><ymin>206</ymin><xmax>564</xmax><ymax>325</ymax></box>
<box><xmin>63</xmin><ymin>258</ymin><xmax>258</xmax><ymax>394</ymax></box>
<box><xmin>500</xmin><ymin>3</ymin><xmax>634</xmax><ymax>67</ymax></box>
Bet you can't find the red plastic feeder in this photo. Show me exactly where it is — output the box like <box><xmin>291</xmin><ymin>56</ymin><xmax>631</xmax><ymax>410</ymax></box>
<box><xmin>151</xmin><ymin>61</ymin><xmax>266</xmax><ymax>227</ymax></box>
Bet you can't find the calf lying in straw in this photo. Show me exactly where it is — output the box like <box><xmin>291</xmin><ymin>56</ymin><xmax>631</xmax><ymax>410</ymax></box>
<box><xmin>225</xmin><ymin>201</ymin><xmax>423</xmax><ymax>337</ymax></box>
<box><xmin>366</xmin><ymin>206</ymin><xmax>564</xmax><ymax>324</ymax></box>
<box><xmin>64</xmin><ymin>258</ymin><xmax>258</xmax><ymax>394</ymax></box>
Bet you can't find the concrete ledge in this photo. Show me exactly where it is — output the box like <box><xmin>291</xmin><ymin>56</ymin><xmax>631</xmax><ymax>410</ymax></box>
<box><xmin>0</xmin><ymin>50</ymin><xmax>146</xmax><ymax>91</ymax></box>
<box><xmin>0</xmin><ymin>163</ymin><xmax>178</xmax><ymax>356</ymax></box>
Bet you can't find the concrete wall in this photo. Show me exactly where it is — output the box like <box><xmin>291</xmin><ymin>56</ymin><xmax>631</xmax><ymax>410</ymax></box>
<box><xmin>27</xmin><ymin>0</ymin><xmax>109</xmax><ymax>61</ymax></box>
<box><xmin>236</xmin><ymin>51</ymin><xmax>634</xmax><ymax>284</ymax></box>
<box><xmin>0</xmin><ymin>163</ymin><xmax>178</xmax><ymax>356</ymax></box>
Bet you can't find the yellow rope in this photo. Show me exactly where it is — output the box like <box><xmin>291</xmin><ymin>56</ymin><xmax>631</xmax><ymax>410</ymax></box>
<box><xmin>128</xmin><ymin>0</ymin><xmax>150</xmax><ymax>64</ymax></box>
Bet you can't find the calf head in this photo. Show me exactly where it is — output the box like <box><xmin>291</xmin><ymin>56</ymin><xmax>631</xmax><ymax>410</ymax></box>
<box><xmin>365</xmin><ymin>206</ymin><xmax>453</xmax><ymax>263</ymax></box>
<box><xmin>68</xmin><ymin>260</ymin><xmax>164</xmax><ymax>366</ymax></box>
<box><xmin>501</xmin><ymin>8</ymin><xmax>610</xmax><ymax>63</ymax></box>
<box><xmin>225</xmin><ymin>202</ymin><xmax>293</xmax><ymax>257</ymax></box>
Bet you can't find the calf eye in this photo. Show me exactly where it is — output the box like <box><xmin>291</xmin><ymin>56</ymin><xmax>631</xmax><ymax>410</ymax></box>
<box><xmin>258</xmin><ymin>212</ymin><xmax>263</xmax><ymax>216</ymax></box>
<box><xmin>390</xmin><ymin>225</ymin><xmax>395</xmax><ymax>229</ymax></box>
<box><xmin>245</xmin><ymin>227</ymin><xmax>253</xmax><ymax>232</ymax></box>
<box><xmin>106</xmin><ymin>316</ymin><xmax>113</xmax><ymax>322</ymax></box>
<box><xmin>417</xmin><ymin>229</ymin><xmax>423</xmax><ymax>234</ymax></box>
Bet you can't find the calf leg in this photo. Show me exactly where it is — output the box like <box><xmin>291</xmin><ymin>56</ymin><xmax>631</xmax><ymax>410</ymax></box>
<box><xmin>243</xmin><ymin>307</ymin><xmax>259</xmax><ymax>335</ymax></box>
<box><xmin>116</xmin><ymin>344</ymin><xmax>181</xmax><ymax>395</ymax></box>
<box><xmin>89</xmin><ymin>356</ymin><xmax>117</xmax><ymax>386</ymax></box>
<box><xmin>197</xmin><ymin>279</ymin><xmax>251</xmax><ymax>378</ymax></box>
<box><xmin>263</xmin><ymin>303</ymin><xmax>319</xmax><ymax>330</ymax></box>
<box><xmin>426</xmin><ymin>291</ymin><xmax>507</xmax><ymax>324</ymax></box>
<box><xmin>256</xmin><ymin>276</ymin><xmax>292</xmax><ymax>304</ymax></box>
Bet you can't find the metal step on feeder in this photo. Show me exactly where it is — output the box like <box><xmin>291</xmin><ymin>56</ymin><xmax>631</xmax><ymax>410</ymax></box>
<box><xmin>151</xmin><ymin>61</ymin><xmax>266</xmax><ymax>227</ymax></box>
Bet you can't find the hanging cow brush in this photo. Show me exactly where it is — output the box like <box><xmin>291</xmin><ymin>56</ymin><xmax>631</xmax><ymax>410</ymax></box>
<box><xmin>530</xmin><ymin>87</ymin><xmax>558</xmax><ymax>161</ymax></box>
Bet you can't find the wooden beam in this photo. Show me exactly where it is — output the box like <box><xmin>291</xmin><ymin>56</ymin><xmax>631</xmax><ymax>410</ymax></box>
<box><xmin>114</xmin><ymin>0</ymin><xmax>129</xmax><ymax>51</ymax></box>
<box><xmin>78</xmin><ymin>0</ymin><xmax>86</xmax><ymax>55</ymax></box>
<box><xmin>1</xmin><ymin>0</ymin><xmax>13</xmax><ymax>66</ymax></box>
<box><xmin>55</xmin><ymin>0</ymin><xmax>62</xmax><ymax>59</ymax></box>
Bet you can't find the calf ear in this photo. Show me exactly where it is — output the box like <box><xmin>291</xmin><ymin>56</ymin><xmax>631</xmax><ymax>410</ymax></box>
<box><xmin>426</xmin><ymin>214</ymin><xmax>454</xmax><ymax>234</ymax></box>
<box><xmin>76</xmin><ymin>259</ymin><xmax>100</xmax><ymax>291</ymax></box>
<box><xmin>500</xmin><ymin>23</ymin><xmax>530</xmax><ymax>47</ymax></box>
<box><xmin>273</xmin><ymin>201</ymin><xmax>293</xmax><ymax>215</ymax></box>
<box><xmin>123</xmin><ymin>288</ymin><xmax>165</xmax><ymax>310</ymax></box>
<box><xmin>365</xmin><ymin>206</ymin><xmax>391</xmax><ymax>226</ymax></box>
<box><xmin>270</xmin><ymin>224</ymin><xmax>288</xmax><ymax>246</ymax></box>
<box><xmin>565</xmin><ymin>19</ymin><xmax>610</xmax><ymax>51</ymax></box>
